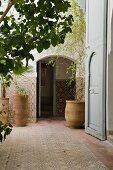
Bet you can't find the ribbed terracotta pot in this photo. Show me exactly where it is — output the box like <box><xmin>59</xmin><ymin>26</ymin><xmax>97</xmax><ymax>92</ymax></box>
<box><xmin>0</xmin><ymin>98</ymin><xmax>9</xmax><ymax>124</ymax></box>
<box><xmin>13</xmin><ymin>95</ymin><xmax>28</xmax><ymax>127</ymax></box>
<box><xmin>65</xmin><ymin>100</ymin><xmax>85</xmax><ymax>128</ymax></box>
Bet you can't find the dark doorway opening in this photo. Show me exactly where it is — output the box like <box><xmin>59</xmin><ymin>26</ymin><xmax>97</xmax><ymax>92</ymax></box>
<box><xmin>41</xmin><ymin>63</ymin><xmax>53</xmax><ymax>117</ymax></box>
<box><xmin>37</xmin><ymin>61</ymin><xmax>54</xmax><ymax>118</ymax></box>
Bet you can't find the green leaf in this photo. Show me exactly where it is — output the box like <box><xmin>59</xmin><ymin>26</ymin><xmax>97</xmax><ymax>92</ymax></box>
<box><xmin>9</xmin><ymin>123</ymin><xmax>13</xmax><ymax>128</ymax></box>
<box><xmin>65</xmin><ymin>27</ymin><xmax>72</xmax><ymax>33</ymax></box>
<box><xmin>51</xmin><ymin>34</ymin><xmax>59</xmax><ymax>47</ymax></box>
<box><xmin>0</xmin><ymin>48</ymin><xmax>7</xmax><ymax>56</ymax></box>
<box><xmin>36</xmin><ymin>41</ymin><xmax>43</xmax><ymax>53</ymax></box>
<box><xmin>0</xmin><ymin>59</ymin><xmax>6</xmax><ymax>65</ymax></box>
<box><xmin>43</xmin><ymin>41</ymin><xmax>50</xmax><ymax>50</ymax></box>
<box><xmin>0</xmin><ymin>134</ymin><xmax>3</xmax><ymax>142</ymax></box>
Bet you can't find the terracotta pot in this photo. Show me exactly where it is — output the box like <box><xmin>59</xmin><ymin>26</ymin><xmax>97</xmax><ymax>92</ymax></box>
<box><xmin>13</xmin><ymin>95</ymin><xmax>28</xmax><ymax>127</ymax></box>
<box><xmin>65</xmin><ymin>100</ymin><xmax>85</xmax><ymax>128</ymax></box>
<box><xmin>0</xmin><ymin>98</ymin><xmax>9</xmax><ymax>124</ymax></box>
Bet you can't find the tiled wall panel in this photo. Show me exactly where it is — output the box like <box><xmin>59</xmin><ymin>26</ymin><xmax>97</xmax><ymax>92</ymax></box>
<box><xmin>56</xmin><ymin>80</ymin><xmax>75</xmax><ymax>116</ymax></box>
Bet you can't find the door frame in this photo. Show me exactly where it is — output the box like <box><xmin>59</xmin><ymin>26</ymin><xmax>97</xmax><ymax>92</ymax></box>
<box><xmin>36</xmin><ymin>61</ymin><xmax>41</xmax><ymax>118</ymax></box>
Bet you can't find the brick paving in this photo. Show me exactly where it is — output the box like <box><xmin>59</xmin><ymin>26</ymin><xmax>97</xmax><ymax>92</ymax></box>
<box><xmin>0</xmin><ymin>119</ymin><xmax>112</xmax><ymax>170</ymax></box>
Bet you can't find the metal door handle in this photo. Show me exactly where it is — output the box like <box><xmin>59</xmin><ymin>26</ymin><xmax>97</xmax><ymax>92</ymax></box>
<box><xmin>86</xmin><ymin>46</ymin><xmax>90</xmax><ymax>49</ymax></box>
<box><xmin>89</xmin><ymin>89</ymin><xmax>94</xmax><ymax>93</ymax></box>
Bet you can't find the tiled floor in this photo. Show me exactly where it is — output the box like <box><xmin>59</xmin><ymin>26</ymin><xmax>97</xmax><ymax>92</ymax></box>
<box><xmin>69</xmin><ymin>128</ymin><xmax>113</xmax><ymax>169</ymax></box>
<box><xmin>39</xmin><ymin>119</ymin><xmax>113</xmax><ymax>169</ymax></box>
<box><xmin>0</xmin><ymin>119</ymin><xmax>113</xmax><ymax>170</ymax></box>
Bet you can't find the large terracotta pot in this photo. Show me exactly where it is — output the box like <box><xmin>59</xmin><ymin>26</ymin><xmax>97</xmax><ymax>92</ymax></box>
<box><xmin>13</xmin><ymin>95</ymin><xmax>28</xmax><ymax>127</ymax></box>
<box><xmin>0</xmin><ymin>98</ymin><xmax>9</xmax><ymax>124</ymax></box>
<box><xmin>65</xmin><ymin>100</ymin><xmax>85</xmax><ymax>128</ymax></box>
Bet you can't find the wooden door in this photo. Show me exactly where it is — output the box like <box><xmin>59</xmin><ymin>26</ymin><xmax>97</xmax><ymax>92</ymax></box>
<box><xmin>85</xmin><ymin>0</ymin><xmax>107</xmax><ymax>140</ymax></box>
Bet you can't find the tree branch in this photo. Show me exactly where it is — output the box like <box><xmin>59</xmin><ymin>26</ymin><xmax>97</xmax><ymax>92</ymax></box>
<box><xmin>0</xmin><ymin>0</ymin><xmax>15</xmax><ymax>24</ymax></box>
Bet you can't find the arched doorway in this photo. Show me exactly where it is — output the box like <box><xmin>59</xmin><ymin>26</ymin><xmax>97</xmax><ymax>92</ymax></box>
<box><xmin>36</xmin><ymin>56</ymin><xmax>76</xmax><ymax>118</ymax></box>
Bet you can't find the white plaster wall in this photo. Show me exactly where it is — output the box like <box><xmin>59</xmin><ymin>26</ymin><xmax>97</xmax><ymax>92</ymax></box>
<box><xmin>76</xmin><ymin>0</ymin><xmax>86</xmax><ymax>11</ymax></box>
<box><xmin>107</xmin><ymin>0</ymin><xmax>113</xmax><ymax>131</ymax></box>
<box><xmin>29</xmin><ymin>43</ymin><xmax>79</xmax><ymax>73</ymax></box>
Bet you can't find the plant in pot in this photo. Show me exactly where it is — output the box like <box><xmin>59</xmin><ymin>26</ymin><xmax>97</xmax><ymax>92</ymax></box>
<box><xmin>65</xmin><ymin>98</ymin><xmax>85</xmax><ymax>128</ymax></box>
<box><xmin>12</xmin><ymin>65</ymin><xmax>33</xmax><ymax>127</ymax></box>
<box><xmin>47</xmin><ymin>0</ymin><xmax>85</xmax><ymax>128</ymax></box>
<box><xmin>0</xmin><ymin>74</ymin><xmax>13</xmax><ymax>142</ymax></box>
<box><xmin>0</xmin><ymin>65</ymin><xmax>32</xmax><ymax>124</ymax></box>
<box><xmin>0</xmin><ymin>74</ymin><xmax>13</xmax><ymax>124</ymax></box>
<box><xmin>47</xmin><ymin>57</ymin><xmax>85</xmax><ymax>128</ymax></box>
<box><xmin>63</xmin><ymin>1</ymin><xmax>85</xmax><ymax>128</ymax></box>
<box><xmin>65</xmin><ymin>51</ymin><xmax>85</xmax><ymax>129</ymax></box>
<box><xmin>13</xmin><ymin>84</ymin><xmax>29</xmax><ymax>127</ymax></box>
<box><xmin>0</xmin><ymin>121</ymin><xmax>13</xmax><ymax>142</ymax></box>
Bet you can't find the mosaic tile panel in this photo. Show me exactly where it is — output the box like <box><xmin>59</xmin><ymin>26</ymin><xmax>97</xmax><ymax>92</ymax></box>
<box><xmin>56</xmin><ymin>80</ymin><xmax>75</xmax><ymax>117</ymax></box>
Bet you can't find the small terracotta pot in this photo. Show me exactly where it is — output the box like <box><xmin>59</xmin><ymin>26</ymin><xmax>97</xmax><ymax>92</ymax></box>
<box><xmin>65</xmin><ymin>100</ymin><xmax>85</xmax><ymax>128</ymax></box>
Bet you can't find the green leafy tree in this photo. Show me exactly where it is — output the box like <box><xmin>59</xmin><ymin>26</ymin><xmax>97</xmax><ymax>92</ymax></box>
<box><xmin>0</xmin><ymin>0</ymin><xmax>73</xmax><ymax>76</ymax></box>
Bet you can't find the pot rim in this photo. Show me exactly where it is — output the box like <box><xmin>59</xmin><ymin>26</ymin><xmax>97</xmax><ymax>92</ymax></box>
<box><xmin>0</xmin><ymin>97</ymin><xmax>9</xmax><ymax>100</ymax></box>
<box><xmin>66</xmin><ymin>100</ymin><xmax>85</xmax><ymax>104</ymax></box>
<box><xmin>13</xmin><ymin>94</ymin><xmax>28</xmax><ymax>97</ymax></box>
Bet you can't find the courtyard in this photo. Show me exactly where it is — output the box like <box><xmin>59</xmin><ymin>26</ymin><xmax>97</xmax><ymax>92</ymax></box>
<box><xmin>1</xmin><ymin>0</ymin><xmax>113</xmax><ymax>169</ymax></box>
<box><xmin>0</xmin><ymin>119</ymin><xmax>113</xmax><ymax>170</ymax></box>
